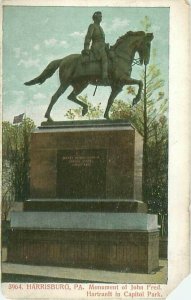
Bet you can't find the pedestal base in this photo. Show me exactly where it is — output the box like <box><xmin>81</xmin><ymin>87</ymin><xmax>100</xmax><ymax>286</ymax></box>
<box><xmin>8</xmin><ymin>228</ymin><xmax>159</xmax><ymax>274</ymax></box>
<box><xmin>8</xmin><ymin>209</ymin><xmax>159</xmax><ymax>273</ymax></box>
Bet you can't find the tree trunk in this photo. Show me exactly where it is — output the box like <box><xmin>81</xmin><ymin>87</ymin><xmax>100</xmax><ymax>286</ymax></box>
<box><xmin>142</xmin><ymin>65</ymin><xmax>149</xmax><ymax>202</ymax></box>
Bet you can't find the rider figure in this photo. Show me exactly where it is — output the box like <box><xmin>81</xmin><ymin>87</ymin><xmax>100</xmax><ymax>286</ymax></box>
<box><xmin>82</xmin><ymin>11</ymin><xmax>109</xmax><ymax>84</ymax></box>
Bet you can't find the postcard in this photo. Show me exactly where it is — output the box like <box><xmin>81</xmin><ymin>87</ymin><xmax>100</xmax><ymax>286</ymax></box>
<box><xmin>1</xmin><ymin>0</ymin><xmax>190</xmax><ymax>299</ymax></box>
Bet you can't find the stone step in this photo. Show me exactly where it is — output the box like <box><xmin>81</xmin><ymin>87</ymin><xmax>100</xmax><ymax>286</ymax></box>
<box><xmin>10</xmin><ymin>212</ymin><xmax>158</xmax><ymax>231</ymax></box>
<box><xmin>40</xmin><ymin>119</ymin><xmax>133</xmax><ymax>129</ymax></box>
<box><xmin>24</xmin><ymin>199</ymin><xmax>147</xmax><ymax>213</ymax></box>
<box><xmin>1</xmin><ymin>259</ymin><xmax>168</xmax><ymax>284</ymax></box>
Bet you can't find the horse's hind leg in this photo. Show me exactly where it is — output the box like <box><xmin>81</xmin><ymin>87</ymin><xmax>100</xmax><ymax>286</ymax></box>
<box><xmin>68</xmin><ymin>82</ymin><xmax>88</xmax><ymax>116</ymax></box>
<box><xmin>45</xmin><ymin>84</ymin><xmax>68</xmax><ymax>121</ymax></box>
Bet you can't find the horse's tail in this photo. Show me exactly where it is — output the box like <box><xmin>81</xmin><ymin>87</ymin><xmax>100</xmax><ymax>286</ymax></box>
<box><xmin>24</xmin><ymin>59</ymin><xmax>62</xmax><ymax>86</ymax></box>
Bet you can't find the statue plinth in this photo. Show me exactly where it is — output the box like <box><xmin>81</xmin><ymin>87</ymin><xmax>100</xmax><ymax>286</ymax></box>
<box><xmin>40</xmin><ymin>118</ymin><xmax>132</xmax><ymax>128</ymax></box>
<box><xmin>30</xmin><ymin>120</ymin><xmax>142</xmax><ymax>200</ymax></box>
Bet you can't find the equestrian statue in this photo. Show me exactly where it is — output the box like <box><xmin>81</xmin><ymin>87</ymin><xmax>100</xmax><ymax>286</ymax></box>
<box><xmin>24</xmin><ymin>11</ymin><xmax>154</xmax><ymax>121</ymax></box>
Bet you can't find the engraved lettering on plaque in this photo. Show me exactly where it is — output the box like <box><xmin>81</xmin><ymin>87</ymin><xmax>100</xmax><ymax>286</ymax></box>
<box><xmin>56</xmin><ymin>149</ymin><xmax>106</xmax><ymax>198</ymax></box>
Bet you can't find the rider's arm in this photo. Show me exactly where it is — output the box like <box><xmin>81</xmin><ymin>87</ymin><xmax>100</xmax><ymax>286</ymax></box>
<box><xmin>84</xmin><ymin>24</ymin><xmax>94</xmax><ymax>51</ymax></box>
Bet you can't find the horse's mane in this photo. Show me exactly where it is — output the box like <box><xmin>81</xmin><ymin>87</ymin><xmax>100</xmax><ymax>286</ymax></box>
<box><xmin>111</xmin><ymin>31</ymin><xmax>146</xmax><ymax>49</ymax></box>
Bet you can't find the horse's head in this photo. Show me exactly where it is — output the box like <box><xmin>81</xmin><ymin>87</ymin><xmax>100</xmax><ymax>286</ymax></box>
<box><xmin>137</xmin><ymin>33</ymin><xmax>154</xmax><ymax>65</ymax></box>
<box><xmin>112</xmin><ymin>31</ymin><xmax>154</xmax><ymax>66</ymax></box>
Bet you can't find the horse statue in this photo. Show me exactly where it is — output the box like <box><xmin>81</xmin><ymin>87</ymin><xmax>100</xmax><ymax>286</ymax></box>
<box><xmin>24</xmin><ymin>31</ymin><xmax>154</xmax><ymax>121</ymax></box>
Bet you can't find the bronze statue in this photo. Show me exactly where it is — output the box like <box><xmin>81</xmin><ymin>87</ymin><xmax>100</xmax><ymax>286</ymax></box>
<box><xmin>24</xmin><ymin>21</ymin><xmax>153</xmax><ymax>121</ymax></box>
<box><xmin>82</xmin><ymin>11</ymin><xmax>109</xmax><ymax>84</ymax></box>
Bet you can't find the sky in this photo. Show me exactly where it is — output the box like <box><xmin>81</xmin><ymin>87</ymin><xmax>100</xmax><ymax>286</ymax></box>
<box><xmin>3</xmin><ymin>6</ymin><xmax>169</xmax><ymax>126</ymax></box>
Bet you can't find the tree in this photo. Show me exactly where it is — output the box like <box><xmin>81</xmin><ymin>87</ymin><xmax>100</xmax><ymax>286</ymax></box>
<box><xmin>2</xmin><ymin>117</ymin><xmax>36</xmax><ymax>219</ymax></box>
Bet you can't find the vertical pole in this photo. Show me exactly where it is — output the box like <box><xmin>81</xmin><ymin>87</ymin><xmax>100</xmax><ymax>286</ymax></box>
<box><xmin>23</xmin><ymin>113</ymin><xmax>29</xmax><ymax>200</ymax></box>
<box><xmin>143</xmin><ymin>64</ymin><xmax>148</xmax><ymax>203</ymax></box>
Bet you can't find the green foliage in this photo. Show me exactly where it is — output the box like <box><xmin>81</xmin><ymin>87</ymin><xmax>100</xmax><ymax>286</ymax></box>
<box><xmin>65</xmin><ymin>95</ymin><xmax>103</xmax><ymax>120</ymax></box>
<box><xmin>2</xmin><ymin>118</ymin><xmax>36</xmax><ymax>216</ymax></box>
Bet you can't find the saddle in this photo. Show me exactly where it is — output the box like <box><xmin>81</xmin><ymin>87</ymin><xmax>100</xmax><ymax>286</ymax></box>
<box><xmin>80</xmin><ymin>43</ymin><xmax>114</xmax><ymax>65</ymax></box>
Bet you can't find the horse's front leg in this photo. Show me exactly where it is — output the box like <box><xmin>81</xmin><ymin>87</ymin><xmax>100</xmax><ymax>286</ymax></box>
<box><xmin>125</xmin><ymin>78</ymin><xmax>143</xmax><ymax>106</ymax></box>
<box><xmin>104</xmin><ymin>85</ymin><xmax>123</xmax><ymax>119</ymax></box>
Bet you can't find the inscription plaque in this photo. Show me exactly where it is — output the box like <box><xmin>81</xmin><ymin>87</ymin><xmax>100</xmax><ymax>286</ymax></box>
<box><xmin>56</xmin><ymin>149</ymin><xmax>106</xmax><ymax>198</ymax></box>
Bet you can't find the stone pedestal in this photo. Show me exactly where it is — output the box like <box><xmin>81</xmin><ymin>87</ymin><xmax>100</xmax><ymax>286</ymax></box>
<box><xmin>30</xmin><ymin>120</ymin><xmax>143</xmax><ymax>200</ymax></box>
<box><xmin>7</xmin><ymin>120</ymin><xmax>159</xmax><ymax>274</ymax></box>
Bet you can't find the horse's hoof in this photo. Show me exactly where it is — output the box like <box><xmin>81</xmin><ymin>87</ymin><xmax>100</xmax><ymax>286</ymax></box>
<box><xmin>45</xmin><ymin>114</ymin><xmax>53</xmax><ymax>123</ymax></box>
<box><xmin>47</xmin><ymin>119</ymin><xmax>53</xmax><ymax>123</ymax></box>
<box><xmin>82</xmin><ymin>106</ymin><xmax>88</xmax><ymax>116</ymax></box>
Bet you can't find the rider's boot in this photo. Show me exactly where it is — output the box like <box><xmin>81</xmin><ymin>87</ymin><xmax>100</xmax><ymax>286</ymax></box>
<box><xmin>102</xmin><ymin>73</ymin><xmax>109</xmax><ymax>85</ymax></box>
<box><xmin>101</xmin><ymin>60</ymin><xmax>109</xmax><ymax>85</ymax></box>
